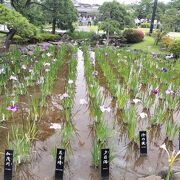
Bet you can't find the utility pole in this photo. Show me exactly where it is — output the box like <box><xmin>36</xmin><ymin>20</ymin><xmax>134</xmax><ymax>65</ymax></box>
<box><xmin>149</xmin><ymin>0</ymin><xmax>158</xmax><ymax>34</ymax></box>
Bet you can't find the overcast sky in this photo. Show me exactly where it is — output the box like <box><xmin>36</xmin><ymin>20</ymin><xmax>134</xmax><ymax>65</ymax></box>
<box><xmin>78</xmin><ymin>0</ymin><xmax>171</xmax><ymax>5</ymax></box>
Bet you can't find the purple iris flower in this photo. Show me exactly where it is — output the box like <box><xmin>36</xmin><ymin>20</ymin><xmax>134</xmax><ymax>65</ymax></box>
<box><xmin>90</xmin><ymin>57</ymin><xmax>95</xmax><ymax>65</ymax></box>
<box><xmin>7</xmin><ymin>105</ymin><xmax>18</xmax><ymax>112</ymax></box>
<box><xmin>162</xmin><ymin>67</ymin><xmax>167</xmax><ymax>72</ymax></box>
<box><xmin>92</xmin><ymin>71</ymin><xmax>98</xmax><ymax>77</ymax></box>
<box><xmin>153</xmin><ymin>88</ymin><xmax>159</xmax><ymax>95</ymax></box>
<box><xmin>42</xmin><ymin>42</ymin><xmax>50</xmax><ymax>51</ymax></box>
<box><xmin>166</xmin><ymin>88</ymin><xmax>174</xmax><ymax>95</ymax></box>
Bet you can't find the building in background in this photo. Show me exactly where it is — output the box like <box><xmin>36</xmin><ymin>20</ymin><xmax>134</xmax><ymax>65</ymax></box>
<box><xmin>73</xmin><ymin>0</ymin><xmax>100</xmax><ymax>16</ymax></box>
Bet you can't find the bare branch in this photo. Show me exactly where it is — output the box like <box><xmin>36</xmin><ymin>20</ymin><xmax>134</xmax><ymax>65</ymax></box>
<box><xmin>10</xmin><ymin>0</ymin><xmax>53</xmax><ymax>11</ymax></box>
<box><xmin>28</xmin><ymin>1</ymin><xmax>53</xmax><ymax>11</ymax></box>
<box><xmin>0</xmin><ymin>30</ymin><xmax>8</xmax><ymax>34</ymax></box>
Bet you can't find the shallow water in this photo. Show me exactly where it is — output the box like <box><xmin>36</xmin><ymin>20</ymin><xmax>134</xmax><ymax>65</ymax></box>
<box><xmin>64</xmin><ymin>49</ymin><xmax>99</xmax><ymax>179</ymax></box>
<box><xmin>92</xmin><ymin>49</ymin><xmax>180</xmax><ymax>179</ymax></box>
<box><xmin>0</xmin><ymin>56</ymin><xmax>69</xmax><ymax>179</ymax></box>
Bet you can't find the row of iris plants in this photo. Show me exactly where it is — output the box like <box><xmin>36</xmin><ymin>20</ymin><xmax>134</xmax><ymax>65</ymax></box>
<box><xmin>83</xmin><ymin>46</ymin><xmax>113</xmax><ymax>168</ymax></box>
<box><xmin>95</xmin><ymin>47</ymin><xmax>179</xmax><ymax>144</ymax></box>
<box><xmin>50</xmin><ymin>46</ymin><xmax>78</xmax><ymax>161</ymax></box>
<box><xmin>0</xmin><ymin>46</ymin><xmax>58</xmax><ymax>122</ymax></box>
<box><xmin>60</xmin><ymin>47</ymin><xmax>78</xmax><ymax>160</ymax></box>
<box><xmin>95</xmin><ymin>47</ymin><xmax>180</xmax><ymax>179</ymax></box>
<box><xmin>95</xmin><ymin>49</ymin><xmax>137</xmax><ymax>143</ymax></box>
<box><xmin>0</xmin><ymin>44</ymin><xmax>70</xmax><ymax>167</ymax></box>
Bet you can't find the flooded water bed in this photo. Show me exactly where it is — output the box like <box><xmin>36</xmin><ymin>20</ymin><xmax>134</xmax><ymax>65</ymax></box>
<box><xmin>0</xmin><ymin>46</ymin><xmax>179</xmax><ymax>180</ymax></box>
<box><xmin>0</xmin><ymin>53</ymin><xmax>70</xmax><ymax>179</ymax></box>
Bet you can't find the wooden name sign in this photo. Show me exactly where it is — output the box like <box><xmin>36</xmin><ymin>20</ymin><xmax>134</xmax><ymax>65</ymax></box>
<box><xmin>4</xmin><ymin>150</ymin><xmax>13</xmax><ymax>180</ymax></box>
<box><xmin>55</xmin><ymin>149</ymin><xmax>65</xmax><ymax>180</ymax></box>
<box><xmin>139</xmin><ymin>131</ymin><xmax>147</xmax><ymax>155</ymax></box>
<box><xmin>101</xmin><ymin>149</ymin><xmax>110</xmax><ymax>178</ymax></box>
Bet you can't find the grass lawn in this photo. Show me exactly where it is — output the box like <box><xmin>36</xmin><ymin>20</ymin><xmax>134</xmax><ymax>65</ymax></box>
<box><xmin>131</xmin><ymin>35</ymin><xmax>167</xmax><ymax>54</ymax></box>
<box><xmin>89</xmin><ymin>26</ymin><xmax>98</xmax><ymax>32</ymax></box>
<box><xmin>138</xmin><ymin>28</ymin><xmax>150</xmax><ymax>34</ymax></box>
<box><xmin>0</xmin><ymin>33</ymin><xmax>5</xmax><ymax>37</ymax></box>
<box><xmin>174</xmin><ymin>37</ymin><xmax>180</xmax><ymax>40</ymax></box>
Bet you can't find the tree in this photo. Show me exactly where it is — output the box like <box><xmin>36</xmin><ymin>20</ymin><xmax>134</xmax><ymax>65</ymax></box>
<box><xmin>0</xmin><ymin>4</ymin><xmax>36</xmax><ymax>50</ymax></box>
<box><xmin>149</xmin><ymin>0</ymin><xmax>158</xmax><ymax>34</ymax></box>
<box><xmin>156</xmin><ymin>2</ymin><xmax>167</xmax><ymax>20</ymax></box>
<box><xmin>43</xmin><ymin>0</ymin><xmax>78</xmax><ymax>34</ymax></box>
<box><xmin>161</xmin><ymin>8</ymin><xmax>180</xmax><ymax>32</ymax></box>
<box><xmin>159</xmin><ymin>0</ymin><xmax>180</xmax><ymax>32</ymax></box>
<box><xmin>99</xmin><ymin>20</ymin><xmax>122</xmax><ymax>44</ymax></box>
<box><xmin>10</xmin><ymin>0</ymin><xmax>78</xmax><ymax>31</ymax></box>
<box><xmin>98</xmin><ymin>1</ymin><xmax>133</xmax><ymax>44</ymax></box>
<box><xmin>99</xmin><ymin>1</ymin><xmax>132</xmax><ymax>28</ymax></box>
<box><xmin>134</xmin><ymin>0</ymin><xmax>153</xmax><ymax>19</ymax></box>
<box><xmin>133</xmin><ymin>0</ymin><xmax>167</xmax><ymax>20</ymax></box>
<box><xmin>168</xmin><ymin>0</ymin><xmax>180</xmax><ymax>10</ymax></box>
<box><xmin>10</xmin><ymin>0</ymin><xmax>46</xmax><ymax>26</ymax></box>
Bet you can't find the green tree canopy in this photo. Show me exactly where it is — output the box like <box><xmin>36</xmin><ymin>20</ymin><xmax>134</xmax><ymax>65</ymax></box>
<box><xmin>10</xmin><ymin>0</ymin><xmax>78</xmax><ymax>32</ymax></box>
<box><xmin>132</xmin><ymin>0</ymin><xmax>167</xmax><ymax>20</ymax></box>
<box><xmin>156</xmin><ymin>2</ymin><xmax>167</xmax><ymax>20</ymax></box>
<box><xmin>134</xmin><ymin>0</ymin><xmax>153</xmax><ymax>19</ymax></box>
<box><xmin>0</xmin><ymin>4</ymin><xmax>36</xmax><ymax>49</ymax></box>
<box><xmin>11</xmin><ymin>0</ymin><xmax>44</xmax><ymax>25</ymax></box>
<box><xmin>161</xmin><ymin>8</ymin><xmax>180</xmax><ymax>31</ymax></box>
<box><xmin>99</xmin><ymin>1</ymin><xmax>132</xmax><ymax>44</ymax></box>
<box><xmin>99</xmin><ymin>19</ymin><xmax>122</xmax><ymax>35</ymax></box>
<box><xmin>10</xmin><ymin>0</ymin><xmax>49</xmax><ymax>25</ymax></box>
<box><xmin>43</xmin><ymin>0</ymin><xmax>78</xmax><ymax>33</ymax></box>
<box><xmin>168</xmin><ymin>0</ymin><xmax>180</xmax><ymax>9</ymax></box>
<box><xmin>98</xmin><ymin>1</ymin><xmax>133</xmax><ymax>44</ymax></box>
<box><xmin>99</xmin><ymin>1</ymin><xmax>133</xmax><ymax>29</ymax></box>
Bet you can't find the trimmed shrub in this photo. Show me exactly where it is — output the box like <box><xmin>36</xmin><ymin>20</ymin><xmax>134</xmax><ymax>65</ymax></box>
<box><xmin>123</xmin><ymin>29</ymin><xmax>144</xmax><ymax>43</ymax></box>
<box><xmin>169</xmin><ymin>40</ymin><xmax>180</xmax><ymax>58</ymax></box>
<box><xmin>159</xmin><ymin>36</ymin><xmax>174</xmax><ymax>50</ymax></box>
<box><xmin>12</xmin><ymin>35</ymin><xmax>29</xmax><ymax>43</ymax></box>
<box><xmin>68</xmin><ymin>31</ymin><xmax>94</xmax><ymax>40</ymax></box>
<box><xmin>152</xmin><ymin>30</ymin><xmax>167</xmax><ymax>45</ymax></box>
<box><xmin>12</xmin><ymin>32</ymin><xmax>60</xmax><ymax>44</ymax></box>
<box><xmin>0</xmin><ymin>4</ymin><xmax>37</xmax><ymax>38</ymax></box>
<box><xmin>33</xmin><ymin>32</ymin><xmax>60</xmax><ymax>42</ymax></box>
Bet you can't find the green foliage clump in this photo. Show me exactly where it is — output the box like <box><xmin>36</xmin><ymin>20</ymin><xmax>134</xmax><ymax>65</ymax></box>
<box><xmin>10</xmin><ymin>0</ymin><xmax>45</xmax><ymax>26</ymax></box>
<box><xmin>99</xmin><ymin>20</ymin><xmax>122</xmax><ymax>35</ymax></box>
<box><xmin>159</xmin><ymin>36</ymin><xmax>174</xmax><ymax>50</ymax></box>
<box><xmin>43</xmin><ymin>0</ymin><xmax>78</xmax><ymax>33</ymax></box>
<box><xmin>12</xmin><ymin>35</ymin><xmax>28</xmax><ymax>43</ymax></box>
<box><xmin>34</xmin><ymin>32</ymin><xmax>60</xmax><ymax>42</ymax></box>
<box><xmin>99</xmin><ymin>1</ymin><xmax>132</xmax><ymax>27</ymax></box>
<box><xmin>152</xmin><ymin>30</ymin><xmax>167</xmax><ymax>46</ymax></box>
<box><xmin>13</xmin><ymin>32</ymin><xmax>60</xmax><ymax>43</ymax></box>
<box><xmin>169</xmin><ymin>40</ymin><xmax>180</xmax><ymax>57</ymax></box>
<box><xmin>161</xmin><ymin>8</ymin><xmax>180</xmax><ymax>32</ymax></box>
<box><xmin>98</xmin><ymin>1</ymin><xmax>133</xmax><ymax>36</ymax></box>
<box><xmin>123</xmin><ymin>29</ymin><xmax>144</xmax><ymax>43</ymax></box>
<box><xmin>0</xmin><ymin>4</ymin><xmax>37</xmax><ymax>38</ymax></box>
<box><xmin>141</xmin><ymin>22</ymin><xmax>150</xmax><ymax>28</ymax></box>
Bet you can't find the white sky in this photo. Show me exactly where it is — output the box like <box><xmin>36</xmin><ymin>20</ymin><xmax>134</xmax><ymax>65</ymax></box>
<box><xmin>78</xmin><ymin>0</ymin><xmax>171</xmax><ymax>5</ymax></box>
